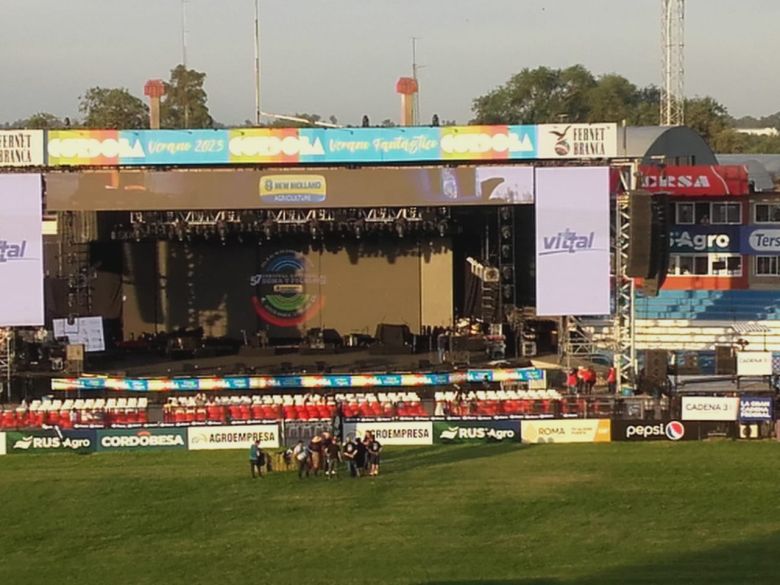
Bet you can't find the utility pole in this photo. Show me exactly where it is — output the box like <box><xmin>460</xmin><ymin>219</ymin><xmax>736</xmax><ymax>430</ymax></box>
<box><xmin>181</xmin><ymin>0</ymin><xmax>190</xmax><ymax>128</ymax></box>
<box><xmin>661</xmin><ymin>0</ymin><xmax>685</xmax><ymax>126</ymax></box>
<box><xmin>411</xmin><ymin>37</ymin><xmax>421</xmax><ymax>125</ymax></box>
<box><xmin>181</xmin><ymin>0</ymin><xmax>189</xmax><ymax>68</ymax></box>
<box><xmin>254</xmin><ymin>0</ymin><xmax>261</xmax><ymax>125</ymax></box>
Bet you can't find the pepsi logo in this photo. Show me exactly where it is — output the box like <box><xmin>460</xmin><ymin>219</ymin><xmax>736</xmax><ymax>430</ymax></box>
<box><xmin>665</xmin><ymin>421</ymin><xmax>685</xmax><ymax>441</ymax></box>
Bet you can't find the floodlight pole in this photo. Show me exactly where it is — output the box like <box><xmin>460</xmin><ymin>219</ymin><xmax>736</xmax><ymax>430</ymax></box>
<box><xmin>254</xmin><ymin>0</ymin><xmax>262</xmax><ymax>125</ymax></box>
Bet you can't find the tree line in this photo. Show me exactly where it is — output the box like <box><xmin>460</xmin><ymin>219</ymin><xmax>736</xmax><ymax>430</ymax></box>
<box><xmin>4</xmin><ymin>63</ymin><xmax>779</xmax><ymax>154</ymax></box>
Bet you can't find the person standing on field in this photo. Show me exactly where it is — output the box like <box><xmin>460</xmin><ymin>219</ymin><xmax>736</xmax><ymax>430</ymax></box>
<box><xmin>292</xmin><ymin>440</ymin><xmax>309</xmax><ymax>479</ymax></box>
<box><xmin>343</xmin><ymin>434</ymin><xmax>360</xmax><ymax>477</ymax></box>
<box><xmin>367</xmin><ymin>434</ymin><xmax>383</xmax><ymax>477</ymax></box>
<box><xmin>249</xmin><ymin>440</ymin><xmax>262</xmax><ymax>479</ymax></box>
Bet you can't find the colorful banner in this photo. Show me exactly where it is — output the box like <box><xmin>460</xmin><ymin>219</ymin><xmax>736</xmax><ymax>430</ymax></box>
<box><xmin>534</xmin><ymin>167</ymin><xmax>611</xmax><ymax>316</ymax></box>
<box><xmin>46</xmin><ymin>126</ymin><xmax>541</xmax><ymax>167</ymax></box>
<box><xmin>537</xmin><ymin>124</ymin><xmax>617</xmax><ymax>159</ymax></box>
<box><xmin>50</xmin><ymin>368</ymin><xmax>544</xmax><ymax>392</ymax></box>
<box><xmin>681</xmin><ymin>396</ymin><xmax>739</xmax><ymax>421</ymax></box>
<box><xmin>96</xmin><ymin>428</ymin><xmax>187</xmax><ymax>451</ymax></box>
<box><xmin>342</xmin><ymin>421</ymin><xmax>433</xmax><ymax>445</ymax></box>
<box><xmin>187</xmin><ymin>424</ymin><xmax>280</xmax><ymax>450</ymax></box>
<box><xmin>433</xmin><ymin>420</ymin><xmax>520</xmax><ymax>443</ymax></box>
<box><xmin>0</xmin><ymin>130</ymin><xmax>44</xmax><ymax>167</ymax></box>
<box><xmin>520</xmin><ymin>419</ymin><xmax>611</xmax><ymax>444</ymax></box>
<box><xmin>739</xmin><ymin>396</ymin><xmax>774</xmax><ymax>422</ymax></box>
<box><xmin>46</xmin><ymin>129</ymin><xmax>230</xmax><ymax>166</ymax></box>
<box><xmin>640</xmin><ymin>165</ymin><xmax>749</xmax><ymax>196</ymax></box>
<box><xmin>0</xmin><ymin>174</ymin><xmax>44</xmax><ymax>326</ymax></box>
<box><xmin>5</xmin><ymin>429</ymin><xmax>96</xmax><ymax>454</ymax></box>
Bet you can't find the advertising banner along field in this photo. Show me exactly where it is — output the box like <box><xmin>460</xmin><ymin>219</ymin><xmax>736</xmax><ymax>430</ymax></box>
<box><xmin>187</xmin><ymin>424</ymin><xmax>280</xmax><ymax>450</ymax></box>
<box><xmin>0</xmin><ymin>174</ymin><xmax>44</xmax><ymax>326</ymax></box>
<box><xmin>612</xmin><ymin>420</ymin><xmax>737</xmax><ymax>441</ymax></box>
<box><xmin>739</xmin><ymin>396</ymin><xmax>774</xmax><ymax>422</ymax></box>
<box><xmin>681</xmin><ymin>396</ymin><xmax>740</xmax><ymax>421</ymax></box>
<box><xmin>5</xmin><ymin>429</ymin><xmax>96</xmax><ymax>454</ymax></box>
<box><xmin>342</xmin><ymin>421</ymin><xmax>433</xmax><ymax>445</ymax></box>
<box><xmin>534</xmin><ymin>167</ymin><xmax>611</xmax><ymax>316</ymax></box>
<box><xmin>433</xmin><ymin>420</ymin><xmax>520</xmax><ymax>443</ymax></box>
<box><xmin>520</xmin><ymin>419</ymin><xmax>611</xmax><ymax>444</ymax></box>
<box><xmin>96</xmin><ymin>428</ymin><xmax>187</xmax><ymax>451</ymax></box>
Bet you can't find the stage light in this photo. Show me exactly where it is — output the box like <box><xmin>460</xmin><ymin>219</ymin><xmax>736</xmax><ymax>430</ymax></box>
<box><xmin>500</xmin><ymin>207</ymin><xmax>511</xmax><ymax>221</ymax></box>
<box><xmin>501</xmin><ymin>226</ymin><xmax>512</xmax><ymax>240</ymax></box>
<box><xmin>501</xmin><ymin>244</ymin><xmax>512</xmax><ymax>258</ymax></box>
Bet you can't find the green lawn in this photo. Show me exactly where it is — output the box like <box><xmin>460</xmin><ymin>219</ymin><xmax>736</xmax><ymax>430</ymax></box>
<box><xmin>1</xmin><ymin>442</ymin><xmax>780</xmax><ymax>585</ymax></box>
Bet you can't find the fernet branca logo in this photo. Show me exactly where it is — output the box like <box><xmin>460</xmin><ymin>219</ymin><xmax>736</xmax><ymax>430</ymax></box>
<box><xmin>540</xmin><ymin>229</ymin><xmax>599</xmax><ymax>256</ymax></box>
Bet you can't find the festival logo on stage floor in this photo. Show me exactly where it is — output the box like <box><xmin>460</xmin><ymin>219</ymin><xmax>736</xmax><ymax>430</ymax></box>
<box><xmin>250</xmin><ymin>250</ymin><xmax>325</xmax><ymax>328</ymax></box>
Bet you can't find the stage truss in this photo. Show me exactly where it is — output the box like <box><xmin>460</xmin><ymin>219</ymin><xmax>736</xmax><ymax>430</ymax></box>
<box><xmin>0</xmin><ymin>328</ymin><xmax>13</xmax><ymax>401</ymax></box>
<box><xmin>559</xmin><ymin>161</ymin><xmax>637</xmax><ymax>391</ymax></box>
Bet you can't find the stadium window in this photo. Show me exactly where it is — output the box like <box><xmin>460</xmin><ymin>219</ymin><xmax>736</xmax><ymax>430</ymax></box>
<box><xmin>710</xmin><ymin>254</ymin><xmax>742</xmax><ymax>277</ymax></box>
<box><xmin>710</xmin><ymin>202</ymin><xmax>741</xmax><ymax>224</ymax></box>
<box><xmin>754</xmin><ymin>203</ymin><xmax>780</xmax><ymax>223</ymax></box>
<box><xmin>672</xmin><ymin>254</ymin><xmax>708</xmax><ymax>275</ymax></box>
<box><xmin>670</xmin><ymin>254</ymin><xmax>741</xmax><ymax>276</ymax></box>
<box><xmin>755</xmin><ymin>256</ymin><xmax>780</xmax><ymax>276</ymax></box>
<box><xmin>676</xmin><ymin>203</ymin><xmax>694</xmax><ymax>224</ymax></box>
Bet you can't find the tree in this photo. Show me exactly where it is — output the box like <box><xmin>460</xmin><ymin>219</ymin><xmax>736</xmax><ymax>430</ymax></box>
<box><xmin>79</xmin><ymin>87</ymin><xmax>148</xmax><ymax>129</ymax></box>
<box><xmin>161</xmin><ymin>65</ymin><xmax>213</xmax><ymax>129</ymax></box>
<box><xmin>585</xmin><ymin>74</ymin><xmax>640</xmax><ymax>124</ymax></box>
<box><xmin>684</xmin><ymin>96</ymin><xmax>731</xmax><ymax>144</ymax></box>
<box><xmin>471</xmin><ymin>65</ymin><xmax>596</xmax><ymax>124</ymax></box>
<box><xmin>10</xmin><ymin>112</ymin><xmax>66</xmax><ymax>129</ymax></box>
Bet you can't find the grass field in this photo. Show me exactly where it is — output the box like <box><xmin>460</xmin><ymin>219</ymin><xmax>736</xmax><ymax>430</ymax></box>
<box><xmin>1</xmin><ymin>442</ymin><xmax>780</xmax><ymax>585</ymax></box>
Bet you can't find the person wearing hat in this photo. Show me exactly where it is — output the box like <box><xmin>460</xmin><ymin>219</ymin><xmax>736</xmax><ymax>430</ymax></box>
<box><xmin>309</xmin><ymin>435</ymin><xmax>323</xmax><ymax>476</ymax></box>
<box><xmin>292</xmin><ymin>440</ymin><xmax>310</xmax><ymax>479</ymax></box>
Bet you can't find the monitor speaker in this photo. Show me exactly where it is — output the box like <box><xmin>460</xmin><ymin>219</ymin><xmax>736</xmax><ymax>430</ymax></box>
<box><xmin>645</xmin><ymin>349</ymin><xmax>668</xmax><ymax>381</ymax></box>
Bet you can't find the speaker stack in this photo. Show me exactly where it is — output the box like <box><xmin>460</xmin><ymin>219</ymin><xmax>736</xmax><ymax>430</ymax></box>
<box><xmin>626</xmin><ymin>190</ymin><xmax>670</xmax><ymax>297</ymax></box>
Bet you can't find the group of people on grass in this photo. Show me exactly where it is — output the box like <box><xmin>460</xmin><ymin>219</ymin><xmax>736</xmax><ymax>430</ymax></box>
<box><xmin>248</xmin><ymin>431</ymin><xmax>383</xmax><ymax>479</ymax></box>
<box><xmin>289</xmin><ymin>431</ymin><xmax>383</xmax><ymax>479</ymax></box>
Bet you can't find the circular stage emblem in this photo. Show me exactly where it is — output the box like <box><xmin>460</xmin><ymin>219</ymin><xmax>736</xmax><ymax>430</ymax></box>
<box><xmin>250</xmin><ymin>250</ymin><xmax>325</xmax><ymax>327</ymax></box>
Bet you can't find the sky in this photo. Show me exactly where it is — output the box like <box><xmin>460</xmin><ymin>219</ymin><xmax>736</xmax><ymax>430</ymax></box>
<box><xmin>2</xmin><ymin>0</ymin><xmax>778</xmax><ymax>126</ymax></box>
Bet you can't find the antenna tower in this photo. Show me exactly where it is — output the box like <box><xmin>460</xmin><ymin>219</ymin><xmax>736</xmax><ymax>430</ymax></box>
<box><xmin>661</xmin><ymin>0</ymin><xmax>685</xmax><ymax>126</ymax></box>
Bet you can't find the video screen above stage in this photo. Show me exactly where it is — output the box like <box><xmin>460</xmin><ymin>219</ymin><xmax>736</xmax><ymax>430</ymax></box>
<box><xmin>45</xmin><ymin>166</ymin><xmax>534</xmax><ymax>211</ymax></box>
<box><xmin>121</xmin><ymin>240</ymin><xmax>453</xmax><ymax>341</ymax></box>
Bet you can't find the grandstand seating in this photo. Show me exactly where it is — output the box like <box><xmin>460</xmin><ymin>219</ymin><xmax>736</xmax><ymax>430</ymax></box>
<box><xmin>161</xmin><ymin>392</ymin><xmax>428</xmax><ymax>424</ymax></box>
<box><xmin>434</xmin><ymin>388</ymin><xmax>571</xmax><ymax>417</ymax></box>
<box><xmin>0</xmin><ymin>397</ymin><xmax>149</xmax><ymax>430</ymax></box>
